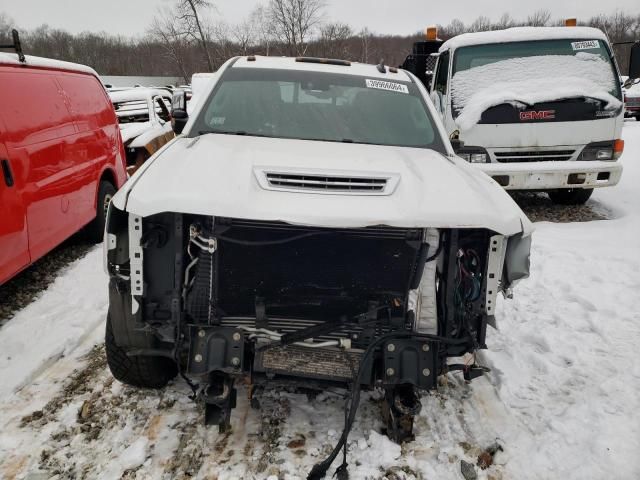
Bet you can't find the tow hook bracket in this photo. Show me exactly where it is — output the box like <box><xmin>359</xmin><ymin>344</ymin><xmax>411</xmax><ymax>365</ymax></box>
<box><xmin>382</xmin><ymin>339</ymin><xmax>438</xmax><ymax>389</ymax></box>
<box><xmin>187</xmin><ymin>327</ymin><xmax>244</xmax><ymax>375</ymax></box>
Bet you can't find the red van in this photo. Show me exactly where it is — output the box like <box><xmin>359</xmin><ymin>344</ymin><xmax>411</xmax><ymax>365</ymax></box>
<box><xmin>0</xmin><ymin>51</ymin><xmax>127</xmax><ymax>285</ymax></box>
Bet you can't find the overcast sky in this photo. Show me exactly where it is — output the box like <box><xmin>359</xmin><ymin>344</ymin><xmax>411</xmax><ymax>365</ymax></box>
<box><xmin>1</xmin><ymin>0</ymin><xmax>638</xmax><ymax>37</ymax></box>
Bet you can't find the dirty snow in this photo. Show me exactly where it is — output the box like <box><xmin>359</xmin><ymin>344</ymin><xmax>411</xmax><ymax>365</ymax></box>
<box><xmin>452</xmin><ymin>53</ymin><xmax>621</xmax><ymax>130</ymax></box>
<box><xmin>1</xmin><ymin>122</ymin><xmax>639</xmax><ymax>479</ymax></box>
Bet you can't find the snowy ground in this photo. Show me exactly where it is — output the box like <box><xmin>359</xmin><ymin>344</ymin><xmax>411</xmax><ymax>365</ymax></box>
<box><xmin>1</xmin><ymin>122</ymin><xmax>639</xmax><ymax>480</ymax></box>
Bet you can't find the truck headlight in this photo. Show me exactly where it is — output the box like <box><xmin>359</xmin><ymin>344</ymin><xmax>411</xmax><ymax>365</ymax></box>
<box><xmin>595</xmin><ymin>149</ymin><xmax>613</xmax><ymax>160</ymax></box>
<box><xmin>470</xmin><ymin>153</ymin><xmax>487</xmax><ymax>163</ymax></box>
<box><xmin>456</xmin><ymin>147</ymin><xmax>489</xmax><ymax>163</ymax></box>
<box><xmin>580</xmin><ymin>140</ymin><xmax>623</xmax><ymax>161</ymax></box>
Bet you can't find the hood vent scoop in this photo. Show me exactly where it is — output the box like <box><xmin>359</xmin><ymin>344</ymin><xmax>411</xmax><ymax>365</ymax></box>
<box><xmin>256</xmin><ymin>168</ymin><xmax>399</xmax><ymax>196</ymax></box>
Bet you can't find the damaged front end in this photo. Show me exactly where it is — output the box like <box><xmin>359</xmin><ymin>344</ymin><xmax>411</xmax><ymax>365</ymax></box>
<box><xmin>105</xmin><ymin>206</ymin><xmax>530</xmax><ymax>440</ymax></box>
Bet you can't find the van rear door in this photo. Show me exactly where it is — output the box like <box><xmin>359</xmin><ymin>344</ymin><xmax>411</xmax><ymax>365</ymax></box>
<box><xmin>0</xmin><ymin>130</ymin><xmax>29</xmax><ymax>284</ymax></box>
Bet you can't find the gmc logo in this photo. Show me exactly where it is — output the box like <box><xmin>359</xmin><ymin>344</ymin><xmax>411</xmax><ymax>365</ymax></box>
<box><xmin>519</xmin><ymin>110</ymin><xmax>555</xmax><ymax>121</ymax></box>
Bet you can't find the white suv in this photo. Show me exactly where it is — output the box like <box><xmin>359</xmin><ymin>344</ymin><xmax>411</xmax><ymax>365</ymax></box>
<box><xmin>104</xmin><ymin>56</ymin><xmax>532</xmax><ymax>461</ymax></box>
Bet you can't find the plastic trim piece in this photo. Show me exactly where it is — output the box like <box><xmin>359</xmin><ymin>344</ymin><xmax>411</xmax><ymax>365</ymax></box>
<box><xmin>128</xmin><ymin>214</ymin><xmax>144</xmax><ymax>313</ymax></box>
<box><xmin>485</xmin><ymin>234</ymin><xmax>506</xmax><ymax>317</ymax></box>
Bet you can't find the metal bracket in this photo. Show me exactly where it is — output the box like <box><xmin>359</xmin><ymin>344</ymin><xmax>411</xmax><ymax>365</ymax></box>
<box><xmin>0</xmin><ymin>30</ymin><xmax>25</xmax><ymax>63</ymax></box>
<box><xmin>485</xmin><ymin>235</ymin><xmax>506</xmax><ymax>317</ymax></box>
<box><xmin>189</xmin><ymin>224</ymin><xmax>217</xmax><ymax>253</ymax></box>
<box><xmin>129</xmin><ymin>214</ymin><xmax>144</xmax><ymax>313</ymax></box>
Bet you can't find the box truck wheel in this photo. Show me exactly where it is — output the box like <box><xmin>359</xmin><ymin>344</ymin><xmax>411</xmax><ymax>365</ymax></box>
<box><xmin>87</xmin><ymin>181</ymin><xmax>116</xmax><ymax>243</ymax></box>
<box><xmin>547</xmin><ymin>188</ymin><xmax>593</xmax><ymax>205</ymax></box>
<box><xmin>105</xmin><ymin>314</ymin><xmax>177</xmax><ymax>389</ymax></box>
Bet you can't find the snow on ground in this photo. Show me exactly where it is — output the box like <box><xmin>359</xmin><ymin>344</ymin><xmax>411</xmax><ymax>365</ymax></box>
<box><xmin>1</xmin><ymin>122</ymin><xmax>639</xmax><ymax>480</ymax></box>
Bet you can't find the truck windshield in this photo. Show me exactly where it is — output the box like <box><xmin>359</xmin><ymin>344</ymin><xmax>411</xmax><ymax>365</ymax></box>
<box><xmin>192</xmin><ymin>68</ymin><xmax>445</xmax><ymax>151</ymax></box>
<box><xmin>451</xmin><ymin>39</ymin><xmax>621</xmax><ymax>121</ymax></box>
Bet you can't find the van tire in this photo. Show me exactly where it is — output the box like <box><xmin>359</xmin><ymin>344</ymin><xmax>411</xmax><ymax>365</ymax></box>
<box><xmin>547</xmin><ymin>188</ymin><xmax>593</xmax><ymax>205</ymax></box>
<box><xmin>87</xmin><ymin>181</ymin><xmax>116</xmax><ymax>243</ymax></box>
<box><xmin>105</xmin><ymin>314</ymin><xmax>177</xmax><ymax>389</ymax></box>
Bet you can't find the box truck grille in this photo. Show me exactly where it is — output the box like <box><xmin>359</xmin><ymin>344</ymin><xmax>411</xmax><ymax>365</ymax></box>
<box><xmin>265</xmin><ymin>172</ymin><xmax>387</xmax><ymax>192</ymax></box>
<box><xmin>258</xmin><ymin>345</ymin><xmax>362</xmax><ymax>381</ymax></box>
<box><xmin>494</xmin><ymin>150</ymin><xmax>575</xmax><ymax>162</ymax></box>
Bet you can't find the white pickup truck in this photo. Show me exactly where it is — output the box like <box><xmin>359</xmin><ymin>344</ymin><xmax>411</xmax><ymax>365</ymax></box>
<box><xmin>430</xmin><ymin>27</ymin><xmax>635</xmax><ymax>204</ymax></box>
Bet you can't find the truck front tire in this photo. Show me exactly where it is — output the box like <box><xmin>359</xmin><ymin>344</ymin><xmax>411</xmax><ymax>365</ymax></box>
<box><xmin>105</xmin><ymin>314</ymin><xmax>177</xmax><ymax>389</ymax></box>
<box><xmin>87</xmin><ymin>181</ymin><xmax>116</xmax><ymax>243</ymax></box>
<box><xmin>547</xmin><ymin>188</ymin><xmax>593</xmax><ymax>205</ymax></box>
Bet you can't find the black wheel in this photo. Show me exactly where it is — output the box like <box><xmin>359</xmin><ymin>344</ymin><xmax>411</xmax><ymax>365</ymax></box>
<box><xmin>547</xmin><ymin>188</ymin><xmax>593</xmax><ymax>205</ymax></box>
<box><xmin>86</xmin><ymin>180</ymin><xmax>116</xmax><ymax>243</ymax></box>
<box><xmin>105</xmin><ymin>314</ymin><xmax>177</xmax><ymax>389</ymax></box>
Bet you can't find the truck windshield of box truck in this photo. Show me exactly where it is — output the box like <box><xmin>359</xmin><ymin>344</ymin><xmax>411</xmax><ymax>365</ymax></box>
<box><xmin>450</xmin><ymin>39</ymin><xmax>622</xmax><ymax>123</ymax></box>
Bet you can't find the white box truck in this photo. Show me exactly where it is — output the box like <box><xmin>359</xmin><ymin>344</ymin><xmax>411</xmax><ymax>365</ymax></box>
<box><xmin>426</xmin><ymin>26</ymin><xmax>639</xmax><ymax>204</ymax></box>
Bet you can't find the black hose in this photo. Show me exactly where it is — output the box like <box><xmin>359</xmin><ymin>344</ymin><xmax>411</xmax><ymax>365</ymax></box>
<box><xmin>424</xmin><ymin>234</ymin><xmax>443</xmax><ymax>263</ymax></box>
<box><xmin>307</xmin><ymin>331</ymin><xmax>471</xmax><ymax>479</ymax></box>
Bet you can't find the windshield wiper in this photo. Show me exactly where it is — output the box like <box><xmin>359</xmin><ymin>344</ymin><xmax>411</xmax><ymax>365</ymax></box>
<box><xmin>198</xmin><ymin>129</ymin><xmax>270</xmax><ymax>137</ymax></box>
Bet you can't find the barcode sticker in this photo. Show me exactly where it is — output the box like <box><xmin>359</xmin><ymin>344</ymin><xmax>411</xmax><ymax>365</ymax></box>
<box><xmin>571</xmin><ymin>40</ymin><xmax>599</xmax><ymax>50</ymax></box>
<box><xmin>365</xmin><ymin>79</ymin><xmax>409</xmax><ymax>94</ymax></box>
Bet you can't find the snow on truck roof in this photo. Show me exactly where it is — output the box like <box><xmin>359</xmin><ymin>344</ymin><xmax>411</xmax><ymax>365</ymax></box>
<box><xmin>0</xmin><ymin>52</ymin><xmax>99</xmax><ymax>77</ymax></box>
<box><xmin>109</xmin><ymin>88</ymin><xmax>171</xmax><ymax>103</ymax></box>
<box><xmin>231</xmin><ymin>55</ymin><xmax>414</xmax><ymax>81</ymax></box>
<box><xmin>440</xmin><ymin>26</ymin><xmax>609</xmax><ymax>51</ymax></box>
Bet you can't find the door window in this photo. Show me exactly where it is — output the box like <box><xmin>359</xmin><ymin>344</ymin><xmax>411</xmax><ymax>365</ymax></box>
<box><xmin>434</xmin><ymin>51</ymin><xmax>450</xmax><ymax>96</ymax></box>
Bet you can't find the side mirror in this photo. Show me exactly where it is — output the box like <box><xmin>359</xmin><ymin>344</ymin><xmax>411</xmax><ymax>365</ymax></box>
<box><xmin>450</xmin><ymin>138</ymin><xmax>464</xmax><ymax>152</ymax></box>
<box><xmin>629</xmin><ymin>41</ymin><xmax>640</xmax><ymax>82</ymax></box>
<box><xmin>171</xmin><ymin>89</ymin><xmax>189</xmax><ymax>134</ymax></box>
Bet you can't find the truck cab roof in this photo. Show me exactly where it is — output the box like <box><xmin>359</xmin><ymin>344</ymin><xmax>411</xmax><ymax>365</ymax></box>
<box><xmin>230</xmin><ymin>55</ymin><xmax>414</xmax><ymax>82</ymax></box>
<box><xmin>440</xmin><ymin>26</ymin><xmax>609</xmax><ymax>51</ymax></box>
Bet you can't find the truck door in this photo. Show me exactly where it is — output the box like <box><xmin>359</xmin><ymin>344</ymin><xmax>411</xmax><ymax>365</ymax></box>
<box><xmin>430</xmin><ymin>50</ymin><xmax>450</xmax><ymax>119</ymax></box>
<box><xmin>0</xmin><ymin>127</ymin><xmax>30</xmax><ymax>284</ymax></box>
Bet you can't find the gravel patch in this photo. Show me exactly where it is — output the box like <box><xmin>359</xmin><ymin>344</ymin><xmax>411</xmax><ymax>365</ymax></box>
<box><xmin>511</xmin><ymin>191</ymin><xmax>612</xmax><ymax>223</ymax></box>
<box><xmin>0</xmin><ymin>234</ymin><xmax>94</xmax><ymax>327</ymax></box>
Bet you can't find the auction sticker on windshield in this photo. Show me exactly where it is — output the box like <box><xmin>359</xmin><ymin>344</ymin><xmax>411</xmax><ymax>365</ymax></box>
<box><xmin>571</xmin><ymin>40</ymin><xmax>599</xmax><ymax>50</ymax></box>
<box><xmin>365</xmin><ymin>79</ymin><xmax>409</xmax><ymax>94</ymax></box>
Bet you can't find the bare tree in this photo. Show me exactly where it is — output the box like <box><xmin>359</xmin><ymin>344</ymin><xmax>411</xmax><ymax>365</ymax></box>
<box><xmin>148</xmin><ymin>9</ymin><xmax>193</xmax><ymax>82</ymax></box>
<box><xmin>446</xmin><ymin>19</ymin><xmax>466</xmax><ymax>37</ymax></box>
<box><xmin>494</xmin><ymin>13</ymin><xmax>516</xmax><ymax>30</ymax></box>
<box><xmin>318</xmin><ymin>22</ymin><xmax>352</xmax><ymax>59</ymax></box>
<box><xmin>469</xmin><ymin>16</ymin><xmax>492</xmax><ymax>32</ymax></box>
<box><xmin>248</xmin><ymin>5</ymin><xmax>273</xmax><ymax>56</ymax></box>
<box><xmin>527</xmin><ymin>9</ymin><xmax>552</xmax><ymax>27</ymax></box>
<box><xmin>0</xmin><ymin>12</ymin><xmax>16</xmax><ymax>43</ymax></box>
<box><xmin>176</xmin><ymin>0</ymin><xmax>214</xmax><ymax>70</ymax></box>
<box><xmin>267</xmin><ymin>0</ymin><xmax>325</xmax><ymax>55</ymax></box>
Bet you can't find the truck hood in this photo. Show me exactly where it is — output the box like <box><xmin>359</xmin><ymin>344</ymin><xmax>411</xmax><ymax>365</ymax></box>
<box><xmin>114</xmin><ymin>134</ymin><xmax>531</xmax><ymax>236</ymax></box>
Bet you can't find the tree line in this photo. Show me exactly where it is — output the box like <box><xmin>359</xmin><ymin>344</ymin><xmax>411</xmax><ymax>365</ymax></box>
<box><xmin>0</xmin><ymin>4</ymin><xmax>638</xmax><ymax>82</ymax></box>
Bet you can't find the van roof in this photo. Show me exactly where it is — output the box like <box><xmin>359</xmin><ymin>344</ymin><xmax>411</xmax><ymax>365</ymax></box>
<box><xmin>0</xmin><ymin>52</ymin><xmax>99</xmax><ymax>77</ymax></box>
<box><xmin>231</xmin><ymin>55</ymin><xmax>413</xmax><ymax>81</ymax></box>
<box><xmin>439</xmin><ymin>26</ymin><xmax>608</xmax><ymax>52</ymax></box>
